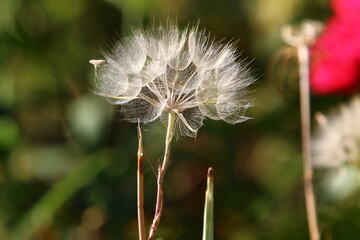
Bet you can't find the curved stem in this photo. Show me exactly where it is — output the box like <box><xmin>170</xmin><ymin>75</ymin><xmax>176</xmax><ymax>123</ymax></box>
<box><xmin>148</xmin><ymin>112</ymin><xmax>176</xmax><ymax>240</ymax></box>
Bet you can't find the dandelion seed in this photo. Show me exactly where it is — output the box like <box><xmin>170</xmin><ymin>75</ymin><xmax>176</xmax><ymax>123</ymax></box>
<box><xmin>312</xmin><ymin>96</ymin><xmax>360</xmax><ymax>168</ymax></box>
<box><xmin>91</xmin><ymin>22</ymin><xmax>254</xmax><ymax>137</ymax></box>
<box><xmin>89</xmin><ymin>59</ymin><xmax>106</xmax><ymax>79</ymax></box>
<box><xmin>89</xmin><ymin>59</ymin><xmax>105</xmax><ymax>68</ymax></box>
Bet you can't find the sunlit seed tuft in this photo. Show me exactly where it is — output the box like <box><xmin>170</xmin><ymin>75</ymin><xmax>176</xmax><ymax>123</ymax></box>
<box><xmin>91</xmin><ymin>22</ymin><xmax>255</xmax><ymax>137</ymax></box>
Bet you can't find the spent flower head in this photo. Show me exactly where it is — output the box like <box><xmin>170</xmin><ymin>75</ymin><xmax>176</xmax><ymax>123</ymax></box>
<box><xmin>90</xmin><ymin>22</ymin><xmax>254</xmax><ymax>137</ymax></box>
<box><xmin>312</xmin><ymin>96</ymin><xmax>360</xmax><ymax>168</ymax></box>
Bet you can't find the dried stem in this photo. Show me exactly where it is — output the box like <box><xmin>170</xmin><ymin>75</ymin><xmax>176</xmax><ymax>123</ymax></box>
<box><xmin>137</xmin><ymin>123</ymin><xmax>146</xmax><ymax>240</ymax></box>
<box><xmin>148</xmin><ymin>112</ymin><xmax>176</xmax><ymax>240</ymax></box>
<box><xmin>297</xmin><ymin>43</ymin><xmax>320</xmax><ymax>240</ymax></box>
<box><xmin>281</xmin><ymin>21</ymin><xmax>322</xmax><ymax>240</ymax></box>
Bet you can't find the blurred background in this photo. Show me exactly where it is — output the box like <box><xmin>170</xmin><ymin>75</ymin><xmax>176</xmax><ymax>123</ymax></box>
<box><xmin>1</xmin><ymin>0</ymin><xmax>359</xmax><ymax>239</ymax></box>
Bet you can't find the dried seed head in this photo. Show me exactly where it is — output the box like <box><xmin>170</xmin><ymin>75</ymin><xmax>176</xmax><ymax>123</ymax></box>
<box><xmin>312</xmin><ymin>96</ymin><xmax>360</xmax><ymax>168</ymax></box>
<box><xmin>91</xmin><ymin>22</ymin><xmax>254</xmax><ymax>137</ymax></box>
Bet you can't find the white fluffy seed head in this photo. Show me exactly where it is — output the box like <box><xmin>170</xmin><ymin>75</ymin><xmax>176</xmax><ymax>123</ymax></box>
<box><xmin>312</xmin><ymin>96</ymin><xmax>360</xmax><ymax>168</ymax></box>
<box><xmin>91</xmin><ymin>22</ymin><xmax>255</xmax><ymax>137</ymax></box>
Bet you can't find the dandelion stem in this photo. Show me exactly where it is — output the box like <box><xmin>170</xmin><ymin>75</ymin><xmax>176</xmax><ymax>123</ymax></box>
<box><xmin>148</xmin><ymin>112</ymin><xmax>176</xmax><ymax>240</ymax></box>
<box><xmin>137</xmin><ymin>123</ymin><xmax>146</xmax><ymax>240</ymax></box>
<box><xmin>297</xmin><ymin>43</ymin><xmax>320</xmax><ymax>240</ymax></box>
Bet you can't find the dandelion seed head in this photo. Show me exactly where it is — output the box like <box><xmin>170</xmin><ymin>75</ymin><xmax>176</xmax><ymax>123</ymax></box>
<box><xmin>312</xmin><ymin>96</ymin><xmax>360</xmax><ymax>168</ymax></box>
<box><xmin>91</xmin><ymin>22</ymin><xmax>254</xmax><ymax>137</ymax></box>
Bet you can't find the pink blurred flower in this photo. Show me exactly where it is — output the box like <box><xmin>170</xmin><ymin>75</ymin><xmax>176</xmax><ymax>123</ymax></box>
<box><xmin>332</xmin><ymin>0</ymin><xmax>360</xmax><ymax>19</ymax></box>
<box><xmin>310</xmin><ymin>0</ymin><xmax>360</xmax><ymax>95</ymax></box>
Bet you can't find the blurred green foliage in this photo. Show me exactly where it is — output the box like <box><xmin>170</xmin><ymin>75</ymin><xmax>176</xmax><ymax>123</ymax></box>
<box><xmin>1</xmin><ymin>0</ymin><xmax>360</xmax><ymax>239</ymax></box>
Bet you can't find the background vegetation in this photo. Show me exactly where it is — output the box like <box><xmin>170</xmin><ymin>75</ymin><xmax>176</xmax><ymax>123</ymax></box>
<box><xmin>1</xmin><ymin>0</ymin><xmax>358</xmax><ymax>239</ymax></box>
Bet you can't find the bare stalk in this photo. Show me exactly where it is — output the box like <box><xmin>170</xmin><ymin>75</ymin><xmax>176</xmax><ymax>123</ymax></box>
<box><xmin>297</xmin><ymin>43</ymin><xmax>320</xmax><ymax>240</ymax></box>
<box><xmin>281</xmin><ymin>22</ymin><xmax>322</xmax><ymax>240</ymax></box>
<box><xmin>148</xmin><ymin>112</ymin><xmax>176</xmax><ymax>240</ymax></box>
<box><xmin>137</xmin><ymin>123</ymin><xmax>146</xmax><ymax>240</ymax></box>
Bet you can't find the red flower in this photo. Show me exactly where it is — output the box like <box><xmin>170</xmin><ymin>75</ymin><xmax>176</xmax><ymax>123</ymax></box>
<box><xmin>310</xmin><ymin>0</ymin><xmax>360</xmax><ymax>95</ymax></box>
<box><xmin>332</xmin><ymin>0</ymin><xmax>360</xmax><ymax>19</ymax></box>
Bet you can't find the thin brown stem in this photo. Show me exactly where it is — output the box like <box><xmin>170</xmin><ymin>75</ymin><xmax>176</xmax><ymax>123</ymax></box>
<box><xmin>281</xmin><ymin>21</ymin><xmax>322</xmax><ymax>240</ymax></box>
<box><xmin>137</xmin><ymin>123</ymin><xmax>146</xmax><ymax>240</ymax></box>
<box><xmin>148</xmin><ymin>112</ymin><xmax>176</xmax><ymax>240</ymax></box>
<box><xmin>297</xmin><ymin>44</ymin><xmax>320</xmax><ymax>240</ymax></box>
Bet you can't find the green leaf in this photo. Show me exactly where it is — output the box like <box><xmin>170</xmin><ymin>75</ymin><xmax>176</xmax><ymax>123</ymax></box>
<box><xmin>7</xmin><ymin>150</ymin><xmax>112</xmax><ymax>240</ymax></box>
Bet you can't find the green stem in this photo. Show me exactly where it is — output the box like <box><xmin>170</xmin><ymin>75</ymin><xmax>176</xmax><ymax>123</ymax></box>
<box><xmin>202</xmin><ymin>167</ymin><xmax>214</xmax><ymax>240</ymax></box>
